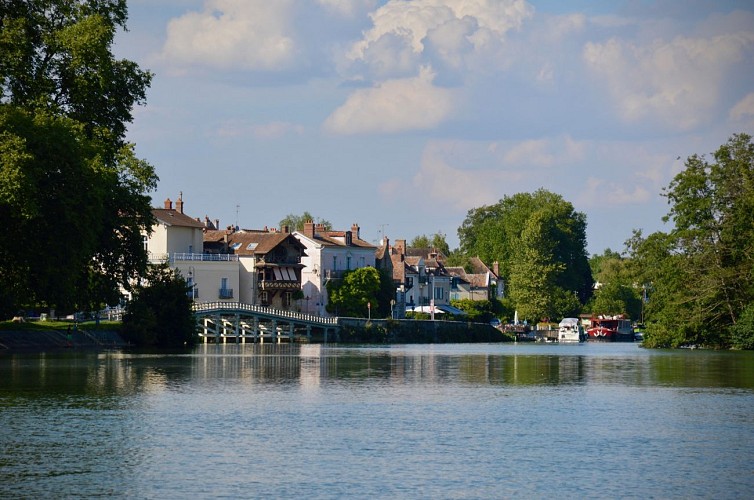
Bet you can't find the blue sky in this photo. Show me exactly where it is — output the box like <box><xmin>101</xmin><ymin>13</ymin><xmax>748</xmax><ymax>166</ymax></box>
<box><xmin>114</xmin><ymin>0</ymin><xmax>754</xmax><ymax>255</ymax></box>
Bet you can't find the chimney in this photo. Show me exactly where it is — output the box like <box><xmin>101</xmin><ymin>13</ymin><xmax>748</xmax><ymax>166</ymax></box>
<box><xmin>283</xmin><ymin>225</ymin><xmax>290</xmax><ymax>234</ymax></box>
<box><xmin>176</xmin><ymin>192</ymin><xmax>184</xmax><ymax>214</ymax></box>
<box><xmin>215</xmin><ymin>219</ymin><xmax>220</xmax><ymax>231</ymax></box>
<box><xmin>304</xmin><ymin>220</ymin><xmax>315</xmax><ymax>238</ymax></box>
<box><xmin>315</xmin><ymin>223</ymin><xmax>325</xmax><ymax>233</ymax></box>
<box><xmin>493</xmin><ymin>261</ymin><xmax>499</xmax><ymax>276</ymax></box>
<box><xmin>164</xmin><ymin>198</ymin><xmax>172</xmax><ymax>210</ymax></box>
<box><xmin>345</xmin><ymin>230</ymin><xmax>352</xmax><ymax>246</ymax></box>
<box><xmin>351</xmin><ymin>223</ymin><xmax>360</xmax><ymax>240</ymax></box>
<box><xmin>204</xmin><ymin>216</ymin><xmax>212</xmax><ymax>228</ymax></box>
<box><xmin>396</xmin><ymin>239</ymin><xmax>406</xmax><ymax>256</ymax></box>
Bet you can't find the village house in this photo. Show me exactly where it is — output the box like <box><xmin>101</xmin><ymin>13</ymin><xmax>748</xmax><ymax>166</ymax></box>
<box><xmin>294</xmin><ymin>222</ymin><xmax>376</xmax><ymax>316</ymax></box>
<box><xmin>146</xmin><ymin>195</ymin><xmax>239</xmax><ymax>303</ymax></box>
<box><xmin>445</xmin><ymin>257</ymin><xmax>504</xmax><ymax>301</ymax></box>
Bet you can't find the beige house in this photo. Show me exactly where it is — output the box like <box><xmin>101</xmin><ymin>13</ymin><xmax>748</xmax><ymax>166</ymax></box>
<box><xmin>147</xmin><ymin>195</ymin><xmax>239</xmax><ymax>303</ymax></box>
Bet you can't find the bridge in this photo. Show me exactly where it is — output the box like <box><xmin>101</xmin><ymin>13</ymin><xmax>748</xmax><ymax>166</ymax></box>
<box><xmin>193</xmin><ymin>302</ymin><xmax>340</xmax><ymax>343</ymax></box>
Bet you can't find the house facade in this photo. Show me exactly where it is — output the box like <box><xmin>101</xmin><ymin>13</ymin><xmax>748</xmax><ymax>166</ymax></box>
<box><xmin>294</xmin><ymin>222</ymin><xmax>376</xmax><ymax>316</ymax></box>
<box><xmin>147</xmin><ymin>196</ymin><xmax>239</xmax><ymax>303</ymax></box>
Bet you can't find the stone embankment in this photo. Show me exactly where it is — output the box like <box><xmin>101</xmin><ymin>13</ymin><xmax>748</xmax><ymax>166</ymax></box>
<box><xmin>0</xmin><ymin>328</ymin><xmax>127</xmax><ymax>352</ymax></box>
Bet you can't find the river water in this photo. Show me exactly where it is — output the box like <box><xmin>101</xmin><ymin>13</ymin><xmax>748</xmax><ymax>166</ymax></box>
<box><xmin>1</xmin><ymin>342</ymin><xmax>753</xmax><ymax>499</ymax></box>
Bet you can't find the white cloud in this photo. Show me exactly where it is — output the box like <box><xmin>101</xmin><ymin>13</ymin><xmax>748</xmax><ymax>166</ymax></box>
<box><xmin>323</xmin><ymin>66</ymin><xmax>456</xmax><ymax>134</ymax></box>
<box><xmin>346</xmin><ymin>0</ymin><xmax>533</xmax><ymax>77</ymax></box>
<box><xmin>159</xmin><ymin>0</ymin><xmax>296</xmax><ymax>71</ymax></box>
<box><xmin>584</xmin><ymin>31</ymin><xmax>754</xmax><ymax>130</ymax></box>
<box><xmin>214</xmin><ymin>120</ymin><xmax>304</xmax><ymax>140</ymax></box>
<box><xmin>730</xmin><ymin>92</ymin><xmax>754</xmax><ymax>120</ymax></box>
<box><xmin>317</xmin><ymin>0</ymin><xmax>377</xmax><ymax>17</ymax></box>
<box><xmin>579</xmin><ymin>177</ymin><xmax>651</xmax><ymax>207</ymax></box>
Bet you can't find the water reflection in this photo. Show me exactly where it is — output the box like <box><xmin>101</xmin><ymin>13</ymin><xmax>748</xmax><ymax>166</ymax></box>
<box><xmin>2</xmin><ymin>344</ymin><xmax>753</xmax><ymax>398</ymax></box>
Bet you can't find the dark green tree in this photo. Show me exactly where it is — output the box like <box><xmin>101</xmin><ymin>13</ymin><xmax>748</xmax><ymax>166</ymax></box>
<box><xmin>121</xmin><ymin>264</ymin><xmax>196</xmax><ymax>347</ymax></box>
<box><xmin>587</xmin><ymin>250</ymin><xmax>642</xmax><ymax>319</ymax></box>
<box><xmin>0</xmin><ymin>1</ymin><xmax>156</xmax><ymax>316</ymax></box>
<box><xmin>629</xmin><ymin>134</ymin><xmax>754</xmax><ymax>348</ymax></box>
<box><xmin>458</xmin><ymin>189</ymin><xmax>593</xmax><ymax>304</ymax></box>
<box><xmin>326</xmin><ymin>267</ymin><xmax>382</xmax><ymax>317</ymax></box>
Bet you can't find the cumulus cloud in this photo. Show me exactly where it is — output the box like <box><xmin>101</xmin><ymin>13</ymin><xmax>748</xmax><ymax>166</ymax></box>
<box><xmin>583</xmin><ymin>31</ymin><xmax>754</xmax><ymax>130</ymax></box>
<box><xmin>159</xmin><ymin>0</ymin><xmax>296</xmax><ymax>71</ymax></box>
<box><xmin>317</xmin><ymin>0</ymin><xmax>378</xmax><ymax>18</ymax></box>
<box><xmin>346</xmin><ymin>0</ymin><xmax>533</xmax><ymax>78</ymax></box>
<box><xmin>323</xmin><ymin>66</ymin><xmax>456</xmax><ymax>134</ymax></box>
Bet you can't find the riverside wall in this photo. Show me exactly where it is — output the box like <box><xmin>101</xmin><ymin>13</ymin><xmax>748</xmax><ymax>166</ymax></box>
<box><xmin>336</xmin><ymin>318</ymin><xmax>512</xmax><ymax>344</ymax></box>
<box><xmin>0</xmin><ymin>329</ymin><xmax>127</xmax><ymax>353</ymax></box>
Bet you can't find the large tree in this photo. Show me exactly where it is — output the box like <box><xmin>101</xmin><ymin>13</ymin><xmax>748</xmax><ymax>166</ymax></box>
<box><xmin>0</xmin><ymin>0</ymin><xmax>156</xmax><ymax>315</ymax></box>
<box><xmin>458</xmin><ymin>189</ymin><xmax>593</xmax><ymax>312</ymax></box>
<box><xmin>629</xmin><ymin>134</ymin><xmax>754</xmax><ymax>348</ymax></box>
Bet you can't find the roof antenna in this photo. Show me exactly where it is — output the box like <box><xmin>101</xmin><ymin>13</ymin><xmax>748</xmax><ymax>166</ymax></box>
<box><xmin>235</xmin><ymin>204</ymin><xmax>240</xmax><ymax>229</ymax></box>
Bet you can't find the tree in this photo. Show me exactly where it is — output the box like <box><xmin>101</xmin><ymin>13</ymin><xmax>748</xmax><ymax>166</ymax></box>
<box><xmin>1</xmin><ymin>0</ymin><xmax>152</xmax><ymax>153</ymax></box>
<box><xmin>409</xmin><ymin>233</ymin><xmax>451</xmax><ymax>256</ymax></box>
<box><xmin>629</xmin><ymin>134</ymin><xmax>754</xmax><ymax>348</ymax></box>
<box><xmin>587</xmin><ymin>250</ymin><xmax>642</xmax><ymax>319</ymax></box>
<box><xmin>507</xmin><ymin>210</ymin><xmax>578</xmax><ymax>322</ymax></box>
<box><xmin>0</xmin><ymin>1</ymin><xmax>156</xmax><ymax>316</ymax></box>
<box><xmin>458</xmin><ymin>189</ymin><xmax>593</xmax><ymax>303</ymax></box>
<box><xmin>326</xmin><ymin>267</ymin><xmax>383</xmax><ymax>317</ymax></box>
<box><xmin>121</xmin><ymin>264</ymin><xmax>196</xmax><ymax>347</ymax></box>
<box><xmin>279</xmin><ymin>212</ymin><xmax>332</xmax><ymax>232</ymax></box>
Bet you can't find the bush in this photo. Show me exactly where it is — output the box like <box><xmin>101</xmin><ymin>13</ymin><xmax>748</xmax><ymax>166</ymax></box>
<box><xmin>121</xmin><ymin>264</ymin><xmax>196</xmax><ymax>347</ymax></box>
<box><xmin>729</xmin><ymin>304</ymin><xmax>754</xmax><ymax>350</ymax></box>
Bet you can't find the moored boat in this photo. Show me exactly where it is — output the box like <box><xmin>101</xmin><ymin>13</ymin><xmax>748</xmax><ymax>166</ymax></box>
<box><xmin>587</xmin><ymin>315</ymin><xmax>634</xmax><ymax>342</ymax></box>
<box><xmin>558</xmin><ymin>317</ymin><xmax>586</xmax><ymax>342</ymax></box>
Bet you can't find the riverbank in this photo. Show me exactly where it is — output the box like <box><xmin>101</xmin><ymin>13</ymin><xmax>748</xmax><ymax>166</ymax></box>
<box><xmin>0</xmin><ymin>325</ymin><xmax>127</xmax><ymax>352</ymax></box>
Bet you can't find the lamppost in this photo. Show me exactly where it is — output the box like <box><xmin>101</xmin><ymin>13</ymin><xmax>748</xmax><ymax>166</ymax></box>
<box><xmin>188</xmin><ymin>266</ymin><xmax>196</xmax><ymax>301</ymax></box>
<box><xmin>430</xmin><ymin>274</ymin><xmax>435</xmax><ymax>321</ymax></box>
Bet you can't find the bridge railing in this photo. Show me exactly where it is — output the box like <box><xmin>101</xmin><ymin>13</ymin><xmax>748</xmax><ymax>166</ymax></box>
<box><xmin>193</xmin><ymin>301</ymin><xmax>339</xmax><ymax>325</ymax></box>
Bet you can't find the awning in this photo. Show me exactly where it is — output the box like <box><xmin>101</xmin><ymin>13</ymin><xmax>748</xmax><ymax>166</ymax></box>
<box><xmin>437</xmin><ymin>304</ymin><xmax>468</xmax><ymax>316</ymax></box>
<box><xmin>406</xmin><ymin>305</ymin><xmax>444</xmax><ymax>314</ymax></box>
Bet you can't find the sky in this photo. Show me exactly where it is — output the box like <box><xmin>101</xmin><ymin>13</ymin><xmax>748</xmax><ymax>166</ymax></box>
<box><xmin>114</xmin><ymin>0</ymin><xmax>754</xmax><ymax>256</ymax></box>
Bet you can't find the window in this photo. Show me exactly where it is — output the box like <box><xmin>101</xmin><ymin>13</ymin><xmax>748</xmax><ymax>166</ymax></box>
<box><xmin>434</xmin><ymin>286</ymin><xmax>444</xmax><ymax>300</ymax></box>
<box><xmin>283</xmin><ymin>292</ymin><xmax>292</xmax><ymax>307</ymax></box>
<box><xmin>346</xmin><ymin>255</ymin><xmax>351</xmax><ymax>270</ymax></box>
<box><xmin>260</xmin><ymin>291</ymin><xmax>268</xmax><ymax>305</ymax></box>
<box><xmin>332</xmin><ymin>255</ymin><xmax>337</xmax><ymax>271</ymax></box>
<box><xmin>221</xmin><ymin>277</ymin><xmax>228</xmax><ymax>289</ymax></box>
<box><xmin>143</xmin><ymin>235</ymin><xmax>148</xmax><ymax>252</ymax></box>
<box><xmin>189</xmin><ymin>245</ymin><xmax>193</xmax><ymax>253</ymax></box>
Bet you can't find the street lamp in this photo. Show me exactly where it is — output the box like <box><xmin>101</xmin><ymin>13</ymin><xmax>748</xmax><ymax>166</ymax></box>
<box><xmin>188</xmin><ymin>266</ymin><xmax>196</xmax><ymax>301</ymax></box>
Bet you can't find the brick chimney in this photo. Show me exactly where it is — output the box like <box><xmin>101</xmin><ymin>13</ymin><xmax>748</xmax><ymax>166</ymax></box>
<box><xmin>175</xmin><ymin>192</ymin><xmax>184</xmax><ymax>214</ymax></box>
<box><xmin>395</xmin><ymin>239</ymin><xmax>406</xmax><ymax>256</ymax></box>
<box><xmin>283</xmin><ymin>225</ymin><xmax>290</xmax><ymax>234</ymax></box>
<box><xmin>164</xmin><ymin>198</ymin><xmax>172</xmax><ymax>209</ymax></box>
<box><xmin>351</xmin><ymin>223</ymin><xmax>360</xmax><ymax>240</ymax></box>
<box><xmin>303</xmin><ymin>220</ymin><xmax>315</xmax><ymax>239</ymax></box>
<box><xmin>493</xmin><ymin>261</ymin><xmax>499</xmax><ymax>277</ymax></box>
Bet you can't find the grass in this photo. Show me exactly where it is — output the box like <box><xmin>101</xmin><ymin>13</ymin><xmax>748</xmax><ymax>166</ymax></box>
<box><xmin>0</xmin><ymin>319</ymin><xmax>121</xmax><ymax>331</ymax></box>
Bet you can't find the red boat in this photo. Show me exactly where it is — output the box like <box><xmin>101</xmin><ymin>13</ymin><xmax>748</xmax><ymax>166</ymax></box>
<box><xmin>587</xmin><ymin>315</ymin><xmax>634</xmax><ymax>342</ymax></box>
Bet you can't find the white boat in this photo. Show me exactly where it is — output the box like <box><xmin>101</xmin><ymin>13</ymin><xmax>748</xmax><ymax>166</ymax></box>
<box><xmin>558</xmin><ymin>318</ymin><xmax>585</xmax><ymax>342</ymax></box>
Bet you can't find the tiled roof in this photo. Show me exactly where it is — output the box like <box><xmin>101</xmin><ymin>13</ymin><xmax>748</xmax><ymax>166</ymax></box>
<box><xmin>152</xmin><ymin>208</ymin><xmax>205</xmax><ymax>228</ymax></box>
<box><xmin>226</xmin><ymin>231</ymin><xmax>306</xmax><ymax>257</ymax></box>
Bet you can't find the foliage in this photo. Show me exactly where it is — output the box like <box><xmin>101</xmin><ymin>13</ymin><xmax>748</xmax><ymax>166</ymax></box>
<box><xmin>279</xmin><ymin>211</ymin><xmax>332</xmax><ymax>232</ymax></box>
<box><xmin>629</xmin><ymin>134</ymin><xmax>754</xmax><ymax>348</ymax></box>
<box><xmin>586</xmin><ymin>250</ymin><xmax>643</xmax><ymax>319</ymax></box>
<box><xmin>450</xmin><ymin>298</ymin><xmax>498</xmax><ymax>322</ymax></box>
<box><xmin>0</xmin><ymin>0</ymin><xmax>151</xmax><ymax>152</ymax></box>
<box><xmin>325</xmin><ymin>267</ymin><xmax>383</xmax><ymax>317</ymax></box>
<box><xmin>409</xmin><ymin>233</ymin><xmax>451</xmax><ymax>256</ymax></box>
<box><xmin>729</xmin><ymin>303</ymin><xmax>754</xmax><ymax>350</ymax></box>
<box><xmin>457</xmin><ymin>189</ymin><xmax>593</xmax><ymax>318</ymax></box>
<box><xmin>121</xmin><ymin>264</ymin><xmax>196</xmax><ymax>347</ymax></box>
<box><xmin>507</xmin><ymin>209</ymin><xmax>580</xmax><ymax>322</ymax></box>
<box><xmin>0</xmin><ymin>1</ymin><xmax>156</xmax><ymax>317</ymax></box>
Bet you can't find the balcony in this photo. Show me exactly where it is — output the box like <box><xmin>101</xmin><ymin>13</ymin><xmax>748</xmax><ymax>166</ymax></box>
<box><xmin>258</xmin><ymin>281</ymin><xmax>301</xmax><ymax>291</ymax></box>
<box><xmin>218</xmin><ymin>288</ymin><xmax>234</xmax><ymax>299</ymax></box>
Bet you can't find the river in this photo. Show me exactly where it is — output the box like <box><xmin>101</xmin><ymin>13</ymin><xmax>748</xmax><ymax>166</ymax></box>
<box><xmin>1</xmin><ymin>342</ymin><xmax>753</xmax><ymax>498</ymax></box>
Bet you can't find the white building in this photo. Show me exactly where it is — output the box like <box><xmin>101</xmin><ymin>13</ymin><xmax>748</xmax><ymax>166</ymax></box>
<box><xmin>146</xmin><ymin>195</ymin><xmax>239</xmax><ymax>303</ymax></box>
<box><xmin>294</xmin><ymin>222</ymin><xmax>376</xmax><ymax>316</ymax></box>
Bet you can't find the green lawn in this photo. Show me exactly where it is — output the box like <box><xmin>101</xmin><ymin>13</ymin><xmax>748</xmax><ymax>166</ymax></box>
<box><xmin>0</xmin><ymin>319</ymin><xmax>121</xmax><ymax>331</ymax></box>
